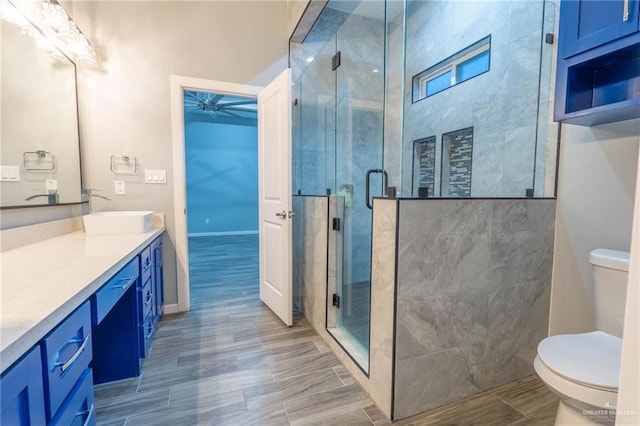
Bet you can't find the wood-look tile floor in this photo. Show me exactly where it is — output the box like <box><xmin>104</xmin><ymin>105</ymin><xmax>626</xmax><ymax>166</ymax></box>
<box><xmin>94</xmin><ymin>235</ymin><xmax>558</xmax><ymax>426</ymax></box>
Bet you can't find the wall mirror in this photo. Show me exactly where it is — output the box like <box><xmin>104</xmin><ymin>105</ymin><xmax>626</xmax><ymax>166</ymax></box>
<box><xmin>0</xmin><ymin>11</ymin><xmax>82</xmax><ymax>208</ymax></box>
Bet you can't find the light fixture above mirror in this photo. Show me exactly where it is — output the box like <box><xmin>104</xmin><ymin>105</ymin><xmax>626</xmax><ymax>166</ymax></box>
<box><xmin>41</xmin><ymin>0</ymin><xmax>96</xmax><ymax>65</ymax></box>
<box><xmin>0</xmin><ymin>0</ymin><xmax>96</xmax><ymax>66</ymax></box>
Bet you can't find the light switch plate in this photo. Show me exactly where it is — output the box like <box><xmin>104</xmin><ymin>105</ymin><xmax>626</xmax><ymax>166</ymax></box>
<box><xmin>0</xmin><ymin>166</ymin><xmax>20</xmax><ymax>182</ymax></box>
<box><xmin>114</xmin><ymin>180</ymin><xmax>126</xmax><ymax>195</ymax></box>
<box><xmin>144</xmin><ymin>169</ymin><xmax>167</xmax><ymax>184</ymax></box>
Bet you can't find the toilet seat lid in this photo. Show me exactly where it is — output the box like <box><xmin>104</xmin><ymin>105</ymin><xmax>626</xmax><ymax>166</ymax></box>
<box><xmin>537</xmin><ymin>331</ymin><xmax>622</xmax><ymax>390</ymax></box>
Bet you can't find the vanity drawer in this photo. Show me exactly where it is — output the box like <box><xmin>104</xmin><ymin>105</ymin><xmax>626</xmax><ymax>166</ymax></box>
<box><xmin>41</xmin><ymin>301</ymin><xmax>92</xmax><ymax>421</ymax></box>
<box><xmin>138</xmin><ymin>277</ymin><xmax>154</xmax><ymax>322</ymax></box>
<box><xmin>92</xmin><ymin>256</ymin><xmax>139</xmax><ymax>325</ymax></box>
<box><xmin>139</xmin><ymin>313</ymin><xmax>155</xmax><ymax>358</ymax></box>
<box><xmin>49</xmin><ymin>369</ymin><xmax>95</xmax><ymax>426</ymax></box>
<box><xmin>140</xmin><ymin>245</ymin><xmax>152</xmax><ymax>284</ymax></box>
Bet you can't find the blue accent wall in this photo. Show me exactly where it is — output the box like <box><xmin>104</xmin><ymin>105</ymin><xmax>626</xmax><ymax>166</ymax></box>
<box><xmin>185</xmin><ymin>121</ymin><xmax>258</xmax><ymax>234</ymax></box>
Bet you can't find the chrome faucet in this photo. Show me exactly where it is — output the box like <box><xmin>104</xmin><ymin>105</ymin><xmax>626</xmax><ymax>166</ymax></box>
<box><xmin>25</xmin><ymin>192</ymin><xmax>59</xmax><ymax>204</ymax></box>
<box><xmin>81</xmin><ymin>189</ymin><xmax>111</xmax><ymax>213</ymax></box>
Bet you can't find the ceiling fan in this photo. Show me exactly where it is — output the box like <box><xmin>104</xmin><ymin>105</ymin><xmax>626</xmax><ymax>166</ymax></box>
<box><xmin>183</xmin><ymin>91</ymin><xmax>257</xmax><ymax>120</ymax></box>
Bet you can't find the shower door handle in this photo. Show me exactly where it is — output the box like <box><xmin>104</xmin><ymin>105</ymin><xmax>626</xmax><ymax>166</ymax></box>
<box><xmin>365</xmin><ymin>169</ymin><xmax>388</xmax><ymax>210</ymax></box>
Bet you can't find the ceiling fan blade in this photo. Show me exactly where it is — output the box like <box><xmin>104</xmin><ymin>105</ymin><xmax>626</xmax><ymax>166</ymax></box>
<box><xmin>208</xmin><ymin>94</ymin><xmax>224</xmax><ymax>106</ymax></box>
<box><xmin>184</xmin><ymin>91</ymin><xmax>202</xmax><ymax>101</ymax></box>
<box><xmin>219</xmin><ymin>106</ymin><xmax>258</xmax><ymax>114</ymax></box>
<box><xmin>218</xmin><ymin>110</ymin><xmax>245</xmax><ymax>118</ymax></box>
<box><xmin>218</xmin><ymin>100</ymin><xmax>257</xmax><ymax>107</ymax></box>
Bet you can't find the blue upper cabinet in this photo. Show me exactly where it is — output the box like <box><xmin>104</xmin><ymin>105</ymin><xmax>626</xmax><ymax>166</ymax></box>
<box><xmin>561</xmin><ymin>0</ymin><xmax>640</xmax><ymax>58</ymax></box>
<box><xmin>555</xmin><ymin>0</ymin><xmax>640</xmax><ymax>125</ymax></box>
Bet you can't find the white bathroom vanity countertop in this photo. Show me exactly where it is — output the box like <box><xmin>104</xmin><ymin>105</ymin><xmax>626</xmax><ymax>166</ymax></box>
<box><xmin>0</xmin><ymin>226</ymin><xmax>164</xmax><ymax>373</ymax></box>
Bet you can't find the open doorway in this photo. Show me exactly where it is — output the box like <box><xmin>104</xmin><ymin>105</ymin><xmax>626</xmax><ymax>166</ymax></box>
<box><xmin>183</xmin><ymin>90</ymin><xmax>259</xmax><ymax>306</ymax></box>
<box><xmin>170</xmin><ymin>72</ymin><xmax>294</xmax><ymax>325</ymax></box>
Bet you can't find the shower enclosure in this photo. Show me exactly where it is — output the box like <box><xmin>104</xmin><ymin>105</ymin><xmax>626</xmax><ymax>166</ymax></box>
<box><xmin>291</xmin><ymin>0</ymin><xmax>558</xmax><ymax>378</ymax></box>
<box><xmin>292</xmin><ymin>1</ymin><xmax>386</xmax><ymax>372</ymax></box>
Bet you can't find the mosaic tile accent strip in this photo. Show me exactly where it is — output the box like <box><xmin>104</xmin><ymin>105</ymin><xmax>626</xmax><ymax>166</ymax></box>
<box><xmin>412</xmin><ymin>136</ymin><xmax>436</xmax><ymax>197</ymax></box>
<box><xmin>442</xmin><ymin>127</ymin><xmax>473</xmax><ymax>197</ymax></box>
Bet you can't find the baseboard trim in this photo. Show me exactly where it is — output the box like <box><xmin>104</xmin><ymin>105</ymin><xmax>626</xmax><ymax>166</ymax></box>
<box><xmin>188</xmin><ymin>230</ymin><xmax>258</xmax><ymax>237</ymax></box>
<box><xmin>163</xmin><ymin>303</ymin><xmax>181</xmax><ymax>314</ymax></box>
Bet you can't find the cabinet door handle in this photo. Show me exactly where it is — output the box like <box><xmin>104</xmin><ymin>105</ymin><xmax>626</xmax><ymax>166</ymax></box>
<box><xmin>112</xmin><ymin>276</ymin><xmax>135</xmax><ymax>290</ymax></box>
<box><xmin>624</xmin><ymin>0</ymin><xmax>630</xmax><ymax>21</ymax></box>
<box><xmin>144</xmin><ymin>292</ymin><xmax>153</xmax><ymax>305</ymax></box>
<box><xmin>76</xmin><ymin>403</ymin><xmax>94</xmax><ymax>426</ymax></box>
<box><xmin>143</xmin><ymin>259</ymin><xmax>151</xmax><ymax>272</ymax></box>
<box><xmin>53</xmin><ymin>333</ymin><xmax>90</xmax><ymax>373</ymax></box>
<box><xmin>144</xmin><ymin>323</ymin><xmax>154</xmax><ymax>339</ymax></box>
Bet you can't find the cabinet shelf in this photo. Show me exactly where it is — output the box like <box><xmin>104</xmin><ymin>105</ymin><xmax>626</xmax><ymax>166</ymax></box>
<box><xmin>561</xmin><ymin>95</ymin><xmax>640</xmax><ymax>126</ymax></box>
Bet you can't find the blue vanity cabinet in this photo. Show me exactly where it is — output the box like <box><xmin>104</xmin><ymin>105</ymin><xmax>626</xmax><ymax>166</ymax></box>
<box><xmin>555</xmin><ymin>0</ymin><xmax>640</xmax><ymax>125</ymax></box>
<box><xmin>137</xmin><ymin>245</ymin><xmax>155</xmax><ymax>357</ymax></box>
<box><xmin>560</xmin><ymin>0</ymin><xmax>640</xmax><ymax>58</ymax></box>
<box><xmin>1</xmin><ymin>230</ymin><xmax>164</xmax><ymax>426</ymax></box>
<box><xmin>91</xmin><ymin>256</ymin><xmax>141</xmax><ymax>384</ymax></box>
<box><xmin>41</xmin><ymin>301</ymin><xmax>92</xmax><ymax>422</ymax></box>
<box><xmin>0</xmin><ymin>347</ymin><xmax>46</xmax><ymax>426</ymax></box>
<box><xmin>151</xmin><ymin>237</ymin><xmax>164</xmax><ymax>323</ymax></box>
<box><xmin>137</xmin><ymin>238</ymin><xmax>164</xmax><ymax>358</ymax></box>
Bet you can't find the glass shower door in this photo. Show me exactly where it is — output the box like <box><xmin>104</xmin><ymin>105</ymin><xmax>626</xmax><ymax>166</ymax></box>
<box><xmin>326</xmin><ymin>0</ymin><xmax>386</xmax><ymax>372</ymax></box>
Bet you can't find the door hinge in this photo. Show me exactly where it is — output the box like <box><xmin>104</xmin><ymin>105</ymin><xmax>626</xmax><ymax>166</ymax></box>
<box><xmin>332</xmin><ymin>293</ymin><xmax>340</xmax><ymax>308</ymax></box>
<box><xmin>332</xmin><ymin>217</ymin><xmax>341</xmax><ymax>231</ymax></box>
<box><xmin>332</xmin><ymin>51</ymin><xmax>341</xmax><ymax>71</ymax></box>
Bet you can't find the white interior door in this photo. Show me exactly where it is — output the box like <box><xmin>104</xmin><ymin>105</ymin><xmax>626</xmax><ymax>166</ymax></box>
<box><xmin>258</xmin><ymin>68</ymin><xmax>293</xmax><ymax>326</ymax></box>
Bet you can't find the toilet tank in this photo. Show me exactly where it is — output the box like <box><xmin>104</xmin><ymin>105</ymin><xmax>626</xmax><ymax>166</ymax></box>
<box><xmin>589</xmin><ymin>249</ymin><xmax>630</xmax><ymax>337</ymax></box>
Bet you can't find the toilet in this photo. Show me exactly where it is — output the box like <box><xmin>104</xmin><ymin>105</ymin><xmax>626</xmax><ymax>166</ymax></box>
<box><xmin>534</xmin><ymin>249</ymin><xmax>630</xmax><ymax>425</ymax></box>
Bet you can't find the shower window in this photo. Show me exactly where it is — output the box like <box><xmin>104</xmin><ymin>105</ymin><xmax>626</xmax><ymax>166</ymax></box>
<box><xmin>412</xmin><ymin>35</ymin><xmax>491</xmax><ymax>102</ymax></box>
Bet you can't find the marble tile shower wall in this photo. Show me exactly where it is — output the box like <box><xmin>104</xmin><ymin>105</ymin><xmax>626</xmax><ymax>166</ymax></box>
<box><xmin>292</xmin><ymin>195</ymin><xmax>329</xmax><ymax>329</ymax></box>
<box><xmin>393</xmin><ymin>199</ymin><xmax>556</xmax><ymax>419</ymax></box>
<box><xmin>401</xmin><ymin>1</ymin><xmax>550</xmax><ymax>197</ymax></box>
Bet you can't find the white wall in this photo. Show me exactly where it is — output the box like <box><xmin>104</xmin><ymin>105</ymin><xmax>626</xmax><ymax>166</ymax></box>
<box><xmin>185</xmin><ymin>121</ymin><xmax>258</xmax><ymax>235</ymax></box>
<box><xmin>72</xmin><ymin>1</ymin><xmax>288</xmax><ymax>306</ymax></box>
<box><xmin>550</xmin><ymin>119</ymin><xmax>639</xmax><ymax>335</ymax></box>
<box><xmin>617</xmin><ymin>148</ymin><xmax>640</xmax><ymax>424</ymax></box>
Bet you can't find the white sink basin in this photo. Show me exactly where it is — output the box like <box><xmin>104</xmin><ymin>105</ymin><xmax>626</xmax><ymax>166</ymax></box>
<box><xmin>83</xmin><ymin>211</ymin><xmax>154</xmax><ymax>235</ymax></box>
